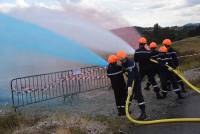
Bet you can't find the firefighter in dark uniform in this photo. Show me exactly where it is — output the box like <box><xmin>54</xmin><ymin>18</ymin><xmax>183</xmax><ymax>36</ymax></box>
<box><xmin>163</xmin><ymin>39</ymin><xmax>186</xmax><ymax>93</ymax></box>
<box><xmin>107</xmin><ymin>55</ymin><xmax>127</xmax><ymax>116</ymax></box>
<box><xmin>117</xmin><ymin>51</ymin><xmax>147</xmax><ymax>120</ymax></box>
<box><xmin>134</xmin><ymin>37</ymin><xmax>163</xmax><ymax>99</ymax></box>
<box><xmin>144</xmin><ymin>42</ymin><xmax>160</xmax><ymax>90</ymax></box>
<box><xmin>155</xmin><ymin>46</ymin><xmax>184</xmax><ymax>99</ymax></box>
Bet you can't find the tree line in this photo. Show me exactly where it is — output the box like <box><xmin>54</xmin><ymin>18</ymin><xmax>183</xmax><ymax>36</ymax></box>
<box><xmin>135</xmin><ymin>23</ymin><xmax>200</xmax><ymax>44</ymax></box>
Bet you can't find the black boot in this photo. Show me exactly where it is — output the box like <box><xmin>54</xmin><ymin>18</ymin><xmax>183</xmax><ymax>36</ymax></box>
<box><xmin>162</xmin><ymin>92</ymin><xmax>167</xmax><ymax>99</ymax></box>
<box><xmin>177</xmin><ymin>92</ymin><xmax>185</xmax><ymax>99</ymax></box>
<box><xmin>156</xmin><ymin>92</ymin><xmax>164</xmax><ymax>99</ymax></box>
<box><xmin>118</xmin><ymin>107</ymin><xmax>126</xmax><ymax>116</ymax></box>
<box><xmin>180</xmin><ymin>82</ymin><xmax>187</xmax><ymax>93</ymax></box>
<box><xmin>166</xmin><ymin>81</ymin><xmax>171</xmax><ymax>91</ymax></box>
<box><xmin>120</xmin><ymin>108</ymin><xmax>126</xmax><ymax>116</ymax></box>
<box><xmin>137</xmin><ymin>112</ymin><xmax>147</xmax><ymax>120</ymax></box>
<box><xmin>144</xmin><ymin>82</ymin><xmax>151</xmax><ymax>90</ymax></box>
<box><xmin>154</xmin><ymin>87</ymin><xmax>164</xmax><ymax>99</ymax></box>
<box><xmin>138</xmin><ymin>104</ymin><xmax>147</xmax><ymax>120</ymax></box>
<box><xmin>117</xmin><ymin>107</ymin><xmax>122</xmax><ymax>116</ymax></box>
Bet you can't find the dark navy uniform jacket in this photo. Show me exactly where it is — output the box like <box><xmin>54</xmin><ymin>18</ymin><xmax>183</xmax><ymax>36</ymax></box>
<box><xmin>150</xmin><ymin>49</ymin><xmax>160</xmax><ymax>70</ymax></box>
<box><xmin>134</xmin><ymin>47</ymin><xmax>152</xmax><ymax>71</ymax></box>
<box><xmin>150</xmin><ymin>49</ymin><xmax>159</xmax><ymax>59</ymax></box>
<box><xmin>122</xmin><ymin>59</ymin><xmax>140</xmax><ymax>88</ymax></box>
<box><xmin>107</xmin><ymin>64</ymin><xmax>126</xmax><ymax>90</ymax></box>
<box><xmin>167</xmin><ymin>47</ymin><xmax>179</xmax><ymax>68</ymax></box>
<box><xmin>155</xmin><ymin>53</ymin><xmax>177</xmax><ymax>72</ymax></box>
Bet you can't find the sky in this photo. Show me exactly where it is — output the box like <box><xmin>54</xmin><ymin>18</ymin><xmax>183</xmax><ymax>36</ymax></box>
<box><xmin>0</xmin><ymin>0</ymin><xmax>200</xmax><ymax>27</ymax></box>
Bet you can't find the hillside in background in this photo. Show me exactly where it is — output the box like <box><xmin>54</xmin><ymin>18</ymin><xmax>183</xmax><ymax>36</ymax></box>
<box><xmin>173</xmin><ymin>36</ymin><xmax>200</xmax><ymax>70</ymax></box>
<box><xmin>173</xmin><ymin>36</ymin><xmax>200</xmax><ymax>54</ymax></box>
<box><xmin>112</xmin><ymin>23</ymin><xmax>200</xmax><ymax>45</ymax></box>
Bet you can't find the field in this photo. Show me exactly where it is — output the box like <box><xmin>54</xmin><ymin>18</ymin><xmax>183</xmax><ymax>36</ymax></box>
<box><xmin>173</xmin><ymin>36</ymin><xmax>200</xmax><ymax>70</ymax></box>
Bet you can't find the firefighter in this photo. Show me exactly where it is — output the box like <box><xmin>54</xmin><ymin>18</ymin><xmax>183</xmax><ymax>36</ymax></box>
<box><xmin>163</xmin><ymin>39</ymin><xmax>186</xmax><ymax>93</ymax></box>
<box><xmin>149</xmin><ymin>42</ymin><xmax>159</xmax><ymax>57</ymax></box>
<box><xmin>155</xmin><ymin>46</ymin><xmax>184</xmax><ymax>99</ymax></box>
<box><xmin>116</xmin><ymin>51</ymin><xmax>147</xmax><ymax>120</ymax></box>
<box><xmin>107</xmin><ymin>55</ymin><xmax>127</xmax><ymax>116</ymax></box>
<box><xmin>144</xmin><ymin>42</ymin><xmax>160</xmax><ymax>90</ymax></box>
<box><xmin>134</xmin><ymin>37</ymin><xmax>163</xmax><ymax>99</ymax></box>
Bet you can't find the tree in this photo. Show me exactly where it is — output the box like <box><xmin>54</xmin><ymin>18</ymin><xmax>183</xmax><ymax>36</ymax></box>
<box><xmin>153</xmin><ymin>23</ymin><xmax>163</xmax><ymax>43</ymax></box>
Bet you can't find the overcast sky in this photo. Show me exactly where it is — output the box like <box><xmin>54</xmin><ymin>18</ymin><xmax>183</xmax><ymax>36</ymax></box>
<box><xmin>0</xmin><ymin>0</ymin><xmax>200</xmax><ymax>27</ymax></box>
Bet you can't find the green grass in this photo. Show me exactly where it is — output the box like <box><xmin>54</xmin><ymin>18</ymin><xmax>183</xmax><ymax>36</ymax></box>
<box><xmin>173</xmin><ymin>36</ymin><xmax>200</xmax><ymax>54</ymax></box>
<box><xmin>172</xmin><ymin>36</ymin><xmax>200</xmax><ymax>70</ymax></box>
<box><xmin>0</xmin><ymin>113</ymin><xmax>45</xmax><ymax>134</ymax></box>
<box><xmin>83</xmin><ymin>114</ymin><xmax>130</xmax><ymax>133</ymax></box>
<box><xmin>178</xmin><ymin>55</ymin><xmax>200</xmax><ymax>70</ymax></box>
<box><xmin>0</xmin><ymin>112</ymin><xmax>124</xmax><ymax>134</ymax></box>
<box><xmin>69</xmin><ymin>127</ymin><xmax>87</xmax><ymax>134</ymax></box>
<box><xmin>0</xmin><ymin>114</ymin><xmax>19</xmax><ymax>134</ymax></box>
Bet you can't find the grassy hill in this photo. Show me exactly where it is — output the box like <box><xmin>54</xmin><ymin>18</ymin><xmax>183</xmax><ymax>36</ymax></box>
<box><xmin>173</xmin><ymin>36</ymin><xmax>200</xmax><ymax>54</ymax></box>
<box><xmin>172</xmin><ymin>36</ymin><xmax>200</xmax><ymax>70</ymax></box>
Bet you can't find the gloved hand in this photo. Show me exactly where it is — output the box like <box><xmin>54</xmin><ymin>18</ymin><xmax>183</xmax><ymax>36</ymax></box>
<box><xmin>168</xmin><ymin>67</ymin><xmax>173</xmax><ymax>71</ymax></box>
<box><xmin>150</xmin><ymin>59</ymin><xmax>158</xmax><ymax>63</ymax></box>
<box><xmin>128</xmin><ymin>87</ymin><xmax>133</xmax><ymax>96</ymax></box>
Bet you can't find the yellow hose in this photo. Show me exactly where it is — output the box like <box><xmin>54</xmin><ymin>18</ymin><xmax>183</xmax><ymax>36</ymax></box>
<box><xmin>126</xmin><ymin>94</ymin><xmax>200</xmax><ymax>125</ymax></box>
<box><xmin>125</xmin><ymin>59</ymin><xmax>200</xmax><ymax>125</ymax></box>
<box><xmin>166</xmin><ymin>65</ymin><xmax>200</xmax><ymax>94</ymax></box>
<box><xmin>150</xmin><ymin>59</ymin><xmax>200</xmax><ymax>93</ymax></box>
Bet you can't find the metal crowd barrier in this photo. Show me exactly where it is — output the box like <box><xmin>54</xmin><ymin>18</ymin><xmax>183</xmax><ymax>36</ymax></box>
<box><xmin>10</xmin><ymin>66</ymin><xmax>111</xmax><ymax>111</ymax></box>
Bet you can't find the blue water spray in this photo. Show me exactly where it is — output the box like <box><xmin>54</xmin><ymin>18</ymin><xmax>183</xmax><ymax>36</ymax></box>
<box><xmin>0</xmin><ymin>13</ymin><xmax>108</xmax><ymax>67</ymax></box>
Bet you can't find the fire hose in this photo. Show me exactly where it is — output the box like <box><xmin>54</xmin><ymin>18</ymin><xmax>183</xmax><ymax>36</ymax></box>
<box><xmin>125</xmin><ymin>59</ymin><xmax>200</xmax><ymax>125</ymax></box>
